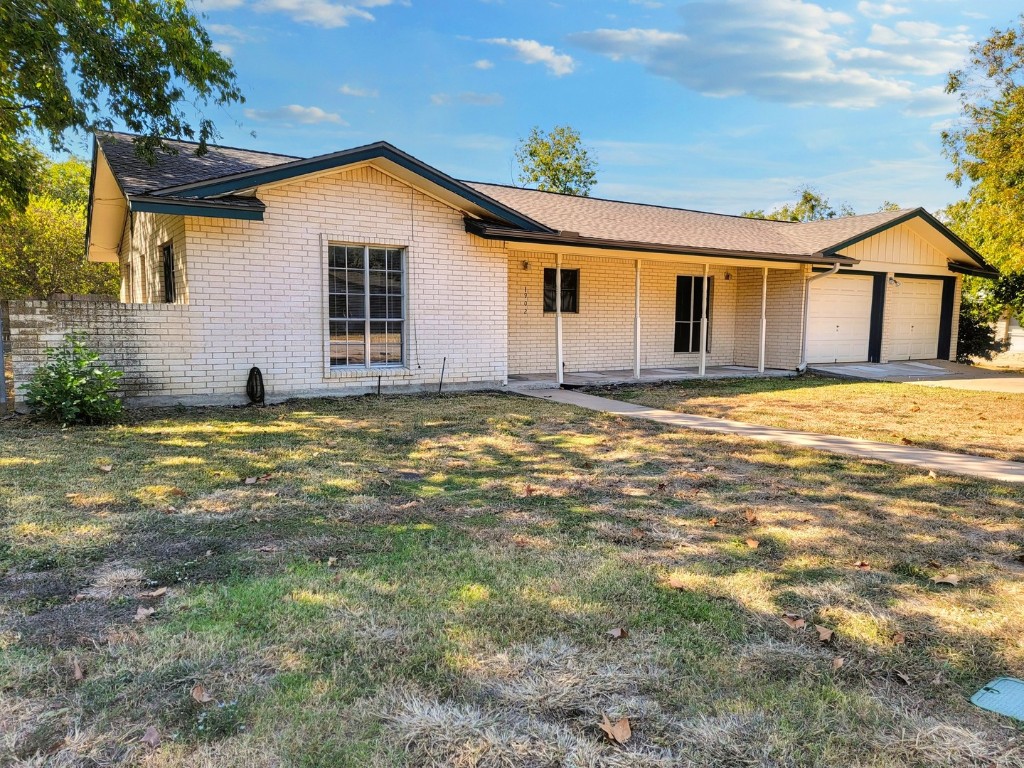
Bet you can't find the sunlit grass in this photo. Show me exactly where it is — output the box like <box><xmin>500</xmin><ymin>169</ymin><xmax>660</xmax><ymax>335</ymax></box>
<box><xmin>1</xmin><ymin>392</ymin><xmax>1022</xmax><ymax>766</ymax></box>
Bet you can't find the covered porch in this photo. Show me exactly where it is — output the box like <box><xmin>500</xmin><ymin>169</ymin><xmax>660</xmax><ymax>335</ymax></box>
<box><xmin>509</xmin><ymin>364</ymin><xmax>795</xmax><ymax>389</ymax></box>
<box><xmin>506</xmin><ymin>247</ymin><xmax>811</xmax><ymax>385</ymax></box>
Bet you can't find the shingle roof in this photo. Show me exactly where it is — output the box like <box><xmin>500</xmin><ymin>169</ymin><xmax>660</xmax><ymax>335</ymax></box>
<box><xmin>94</xmin><ymin>131</ymin><xmax>953</xmax><ymax>264</ymax></box>
<box><xmin>97</xmin><ymin>131</ymin><xmax>298</xmax><ymax>197</ymax></box>
<box><xmin>465</xmin><ymin>182</ymin><xmax>912</xmax><ymax>257</ymax></box>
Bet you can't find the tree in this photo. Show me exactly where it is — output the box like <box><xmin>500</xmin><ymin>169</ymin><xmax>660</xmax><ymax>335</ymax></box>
<box><xmin>0</xmin><ymin>156</ymin><xmax>119</xmax><ymax>298</ymax></box>
<box><xmin>514</xmin><ymin>125</ymin><xmax>598</xmax><ymax>196</ymax></box>
<box><xmin>0</xmin><ymin>0</ymin><xmax>243</xmax><ymax>211</ymax></box>
<box><xmin>741</xmin><ymin>185</ymin><xmax>855</xmax><ymax>221</ymax></box>
<box><xmin>942</xmin><ymin>17</ymin><xmax>1024</xmax><ymax>323</ymax></box>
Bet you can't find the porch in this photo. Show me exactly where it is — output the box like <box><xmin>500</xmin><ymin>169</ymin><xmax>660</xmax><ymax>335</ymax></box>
<box><xmin>506</xmin><ymin>251</ymin><xmax>810</xmax><ymax>383</ymax></box>
<box><xmin>508</xmin><ymin>364</ymin><xmax>795</xmax><ymax>390</ymax></box>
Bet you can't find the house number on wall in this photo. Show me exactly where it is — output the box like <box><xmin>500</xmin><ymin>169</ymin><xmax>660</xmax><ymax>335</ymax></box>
<box><xmin>524</xmin><ymin>286</ymin><xmax>529</xmax><ymax>314</ymax></box>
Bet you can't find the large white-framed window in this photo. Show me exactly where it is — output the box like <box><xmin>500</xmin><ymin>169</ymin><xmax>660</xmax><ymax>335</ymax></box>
<box><xmin>328</xmin><ymin>243</ymin><xmax>405</xmax><ymax>367</ymax></box>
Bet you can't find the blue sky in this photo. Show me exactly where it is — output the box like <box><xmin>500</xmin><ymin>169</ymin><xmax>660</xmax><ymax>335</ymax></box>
<box><xmin>104</xmin><ymin>1</ymin><xmax>1024</xmax><ymax>214</ymax></box>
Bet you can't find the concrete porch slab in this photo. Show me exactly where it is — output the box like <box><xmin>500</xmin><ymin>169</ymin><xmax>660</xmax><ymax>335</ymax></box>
<box><xmin>508</xmin><ymin>365</ymin><xmax>795</xmax><ymax>390</ymax></box>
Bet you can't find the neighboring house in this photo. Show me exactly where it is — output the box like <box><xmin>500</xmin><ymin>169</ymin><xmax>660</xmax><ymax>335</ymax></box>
<box><xmin>6</xmin><ymin>133</ymin><xmax>997</xmax><ymax>405</ymax></box>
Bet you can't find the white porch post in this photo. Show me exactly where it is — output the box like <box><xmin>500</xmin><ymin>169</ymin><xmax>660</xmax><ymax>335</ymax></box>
<box><xmin>634</xmin><ymin>259</ymin><xmax>642</xmax><ymax>379</ymax></box>
<box><xmin>758</xmin><ymin>267</ymin><xmax>768</xmax><ymax>373</ymax></box>
<box><xmin>699</xmin><ymin>263</ymin><xmax>709</xmax><ymax>376</ymax></box>
<box><xmin>555</xmin><ymin>254</ymin><xmax>564</xmax><ymax>385</ymax></box>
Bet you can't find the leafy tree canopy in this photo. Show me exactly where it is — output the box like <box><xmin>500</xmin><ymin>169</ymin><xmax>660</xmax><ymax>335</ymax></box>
<box><xmin>942</xmin><ymin>16</ymin><xmax>1024</xmax><ymax>275</ymax></box>
<box><xmin>0</xmin><ymin>0</ymin><xmax>243</xmax><ymax>212</ymax></box>
<box><xmin>741</xmin><ymin>186</ymin><xmax>855</xmax><ymax>222</ymax></box>
<box><xmin>514</xmin><ymin>125</ymin><xmax>598</xmax><ymax>196</ymax></box>
<box><xmin>0</xmin><ymin>156</ymin><xmax>119</xmax><ymax>299</ymax></box>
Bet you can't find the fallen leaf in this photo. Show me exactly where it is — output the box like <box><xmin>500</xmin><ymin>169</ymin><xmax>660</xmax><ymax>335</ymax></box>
<box><xmin>745</xmin><ymin>538</ymin><xmax>760</xmax><ymax>549</ymax></box>
<box><xmin>815</xmin><ymin>625</ymin><xmax>834</xmax><ymax>643</ymax></box>
<box><xmin>599</xmin><ymin>713</ymin><xmax>632</xmax><ymax>745</ymax></box>
<box><xmin>191</xmin><ymin>683</ymin><xmax>214</xmax><ymax>704</ymax></box>
<box><xmin>909</xmin><ymin>405</ymin><xmax>921</xmax><ymax>412</ymax></box>
<box><xmin>932</xmin><ymin>574</ymin><xmax>960</xmax><ymax>586</ymax></box>
<box><xmin>926</xmin><ymin>560</ymin><xmax>940</xmax><ymax>568</ymax></box>
<box><xmin>606</xmin><ymin>627</ymin><xmax>629</xmax><ymax>640</ymax></box>
<box><xmin>702</xmin><ymin>466</ymin><xmax>716</xmax><ymax>473</ymax></box>
<box><xmin>134</xmin><ymin>606</ymin><xmax>155</xmax><ymax>622</ymax></box>
<box><xmin>927</xmin><ymin>470</ymin><xmax>937</xmax><ymax>479</ymax></box>
<box><xmin>98</xmin><ymin>464</ymin><xmax>113</xmax><ymax>473</ymax></box>
<box><xmin>892</xmin><ymin>632</ymin><xmax>906</xmax><ymax>646</ymax></box>
<box><xmin>524</xmin><ymin>484</ymin><xmax>536</xmax><ymax>497</ymax></box>
<box><xmin>894</xmin><ymin>671</ymin><xmax>911</xmax><ymax>686</ymax></box>
<box><xmin>708</xmin><ymin>517</ymin><xmax>719</xmax><ymax>527</ymax></box>
<box><xmin>167</xmin><ymin>487</ymin><xmax>187</xmax><ymax>497</ymax></box>
<box><xmin>205</xmin><ymin>549</ymin><xmax>214</xmax><ymax>557</ymax></box>
<box><xmin>665</xmin><ymin>576</ymin><xmax>687</xmax><ymax>591</ymax></box>
<box><xmin>744</xmin><ymin>508</ymin><xmax>758</xmax><ymax>525</ymax></box>
<box><xmin>932</xmin><ymin>672</ymin><xmax>946</xmax><ymax>685</ymax></box>
<box><xmin>656</xmin><ymin>482</ymin><xmax>667</xmax><ymax>492</ymax></box>
<box><xmin>327</xmin><ymin>557</ymin><xmax>338</xmax><ymax>567</ymax></box>
<box><xmin>139</xmin><ymin>587</ymin><xmax>167</xmax><ymax>599</ymax></box>
<box><xmin>257</xmin><ymin>545</ymin><xmax>276</xmax><ymax>553</ymax></box>
<box><xmin>140</xmin><ymin>726</ymin><xmax>161</xmax><ymax>748</ymax></box>
<box><xmin>782</xmin><ymin>614</ymin><xmax>806</xmax><ymax>630</ymax></box>
<box><xmin>832</xmin><ymin>657</ymin><xmax>845</xmax><ymax>671</ymax></box>
<box><xmin>853</xmin><ymin>560</ymin><xmax>871</xmax><ymax>570</ymax></box>
<box><xmin>72</xmin><ymin>659</ymin><xmax>84</xmax><ymax>681</ymax></box>
<box><xmin>900</xmin><ymin>437</ymin><xmax>914</xmax><ymax>445</ymax></box>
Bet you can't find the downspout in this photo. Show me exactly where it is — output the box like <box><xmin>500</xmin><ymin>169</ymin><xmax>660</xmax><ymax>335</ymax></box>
<box><xmin>798</xmin><ymin>262</ymin><xmax>841</xmax><ymax>372</ymax></box>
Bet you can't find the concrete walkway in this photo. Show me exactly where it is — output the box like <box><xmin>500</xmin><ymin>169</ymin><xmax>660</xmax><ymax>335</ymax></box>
<box><xmin>514</xmin><ymin>387</ymin><xmax>1024</xmax><ymax>484</ymax></box>
<box><xmin>810</xmin><ymin>360</ymin><xmax>1024</xmax><ymax>394</ymax></box>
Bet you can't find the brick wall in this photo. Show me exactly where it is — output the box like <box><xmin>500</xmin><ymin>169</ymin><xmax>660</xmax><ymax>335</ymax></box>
<box><xmin>10</xmin><ymin>165</ymin><xmax>510</xmax><ymax>406</ymax></box>
<box><xmin>8</xmin><ymin>297</ymin><xmax>193</xmax><ymax>404</ymax></box>
<box><xmin>506</xmin><ymin>254</ymin><xmax>745</xmax><ymax>375</ymax></box>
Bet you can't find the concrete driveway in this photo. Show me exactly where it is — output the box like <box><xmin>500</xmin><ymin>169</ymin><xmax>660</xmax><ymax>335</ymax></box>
<box><xmin>809</xmin><ymin>360</ymin><xmax>1024</xmax><ymax>393</ymax></box>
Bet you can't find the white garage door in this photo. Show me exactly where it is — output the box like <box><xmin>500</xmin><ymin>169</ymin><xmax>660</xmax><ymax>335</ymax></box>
<box><xmin>806</xmin><ymin>275</ymin><xmax>874</xmax><ymax>363</ymax></box>
<box><xmin>887</xmin><ymin>278</ymin><xmax>943</xmax><ymax>360</ymax></box>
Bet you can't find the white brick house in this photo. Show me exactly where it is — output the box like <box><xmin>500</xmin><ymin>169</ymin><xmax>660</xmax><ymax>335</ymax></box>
<box><xmin>7</xmin><ymin>133</ymin><xmax>997</xmax><ymax>405</ymax></box>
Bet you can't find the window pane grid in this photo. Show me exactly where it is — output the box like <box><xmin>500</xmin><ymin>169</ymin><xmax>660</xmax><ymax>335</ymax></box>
<box><xmin>328</xmin><ymin>245</ymin><xmax>404</xmax><ymax>367</ymax></box>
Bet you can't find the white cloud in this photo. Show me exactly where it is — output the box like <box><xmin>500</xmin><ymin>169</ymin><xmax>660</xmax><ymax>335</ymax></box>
<box><xmin>483</xmin><ymin>38</ymin><xmax>576</xmax><ymax>76</ymax></box>
<box><xmin>474</xmin><ymin>58</ymin><xmax>495</xmax><ymax>70</ymax></box>
<box><xmin>244</xmin><ymin>104</ymin><xmax>347</xmax><ymax>124</ymax></box>
<box><xmin>213</xmin><ymin>42</ymin><xmax>235</xmax><ymax>56</ymax></box>
<box><xmin>856</xmin><ymin>1</ymin><xmax>909</xmax><ymax>19</ymax></box>
<box><xmin>339</xmin><ymin>84</ymin><xmax>378</xmax><ymax>97</ymax></box>
<box><xmin>201</xmin><ymin>0</ymin><xmax>404</xmax><ymax>28</ymax></box>
<box><xmin>570</xmin><ymin>0</ymin><xmax>971</xmax><ymax>110</ymax></box>
<box><xmin>431</xmin><ymin>92</ymin><xmax>504</xmax><ymax>106</ymax></box>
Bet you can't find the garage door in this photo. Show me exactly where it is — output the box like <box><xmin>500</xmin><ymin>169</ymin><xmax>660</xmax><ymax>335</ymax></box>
<box><xmin>806</xmin><ymin>275</ymin><xmax>874</xmax><ymax>363</ymax></box>
<box><xmin>887</xmin><ymin>278</ymin><xmax>943</xmax><ymax>360</ymax></box>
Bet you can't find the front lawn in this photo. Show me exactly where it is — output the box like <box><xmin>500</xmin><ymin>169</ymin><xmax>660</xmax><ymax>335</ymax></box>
<box><xmin>1</xmin><ymin>393</ymin><xmax>1022</xmax><ymax>766</ymax></box>
<box><xmin>595</xmin><ymin>375</ymin><xmax>1024</xmax><ymax>461</ymax></box>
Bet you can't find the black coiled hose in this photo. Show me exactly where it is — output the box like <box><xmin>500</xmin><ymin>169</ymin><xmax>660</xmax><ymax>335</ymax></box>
<box><xmin>246</xmin><ymin>366</ymin><xmax>265</xmax><ymax>404</ymax></box>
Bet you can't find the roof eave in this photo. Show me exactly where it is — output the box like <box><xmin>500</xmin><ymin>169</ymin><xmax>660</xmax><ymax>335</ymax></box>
<box><xmin>143</xmin><ymin>141</ymin><xmax>551</xmax><ymax>233</ymax></box>
<box><xmin>822</xmin><ymin>207</ymin><xmax>996</xmax><ymax>274</ymax></box>
<box><xmin>466</xmin><ymin>219</ymin><xmax>858</xmax><ymax>266</ymax></box>
<box><xmin>129</xmin><ymin>195</ymin><xmax>265</xmax><ymax>221</ymax></box>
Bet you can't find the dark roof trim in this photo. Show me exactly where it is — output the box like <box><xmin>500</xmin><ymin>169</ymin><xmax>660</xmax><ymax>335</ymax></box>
<box><xmin>947</xmin><ymin>261</ymin><xmax>1000</xmax><ymax>278</ymax></box>
<box><xmin>822</xmin><ymin>207</ymin><xmax>997</xmax><ymax>274</ymax></box>
<box><xmin>129</xmin><ymin>195</ymin><xmax>266</xmax><ymax>221</ymax></box>
<box><xmin>466</xmin><ymin>219</ymin><xmax>858</xmax><ymax>266</ymax></box>
<box><xmin>84</xmin><ymin>137</ymin><xmax>100</xmax><ymax>259</ymax></box>
<box><xmin>148</xmin><ymin>141</ymin><xmax>550</xmax><ymax>233</ymax></box>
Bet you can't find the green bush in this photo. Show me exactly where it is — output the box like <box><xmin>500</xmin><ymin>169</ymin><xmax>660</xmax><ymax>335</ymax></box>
<box><xmin>956</xmin><ymin>298</ymin><xmax>1007</xmax><ymax>363</ymax></box>
<box><xmin>23</xmin><ymin>333</ymin><xmax>123</xmax><ymax>425</ymax></box>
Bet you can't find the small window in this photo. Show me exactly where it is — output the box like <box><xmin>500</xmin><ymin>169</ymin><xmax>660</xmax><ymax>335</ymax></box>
<box><xmin>161</xmin><ymin>243</ymin><xmax>175</xmax><ymax>303</ymax></box>
<box><xmin>674</xmin><ymin>275</ymin><xmax>713</xmax><ymax>353</ymax></box>
<box><xmin>543</xmin><ymin>268</ymin><xmax>579</xmax><ymax>313</ymax></box>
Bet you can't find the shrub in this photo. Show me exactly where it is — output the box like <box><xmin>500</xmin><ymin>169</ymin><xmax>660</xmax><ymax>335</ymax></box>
<box><xmin>23</xmin><ymin>333</ymin><xmax>123</xmax><ymax>425</ymax></box>
<box><xmin>956</xmin><ymin>298</ymin><xmax>1007</xmax><ymax>363</ymax></box>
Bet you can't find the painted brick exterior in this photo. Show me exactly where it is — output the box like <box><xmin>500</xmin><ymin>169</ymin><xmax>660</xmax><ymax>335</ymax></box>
<box><xmin>11</xmin><ymin>166</ymin><xmax>509</xmax><ymax>405</ymax></box>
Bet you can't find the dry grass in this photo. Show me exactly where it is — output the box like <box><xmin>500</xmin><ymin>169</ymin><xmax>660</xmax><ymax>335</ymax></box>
<box><xmin>1</xmin><ymin>392</ymin><xmax>1023</xmax><ymax>766</ymax></box>
<box><xmin>595</xmin><ymin>375</ymin><xmax>1024</xmax><ymax>461</ymax></box>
